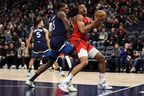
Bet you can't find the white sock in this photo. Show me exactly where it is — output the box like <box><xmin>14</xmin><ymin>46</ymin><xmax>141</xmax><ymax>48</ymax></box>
<box><xmin>99</xmin><ymin>73</ymin><xmax>105</xmax><ymax>83</ymax></box>
<box><xmin>63</xmin><ymin>73</ymin><xmax>73</xmax><ymax>83</ymax></box>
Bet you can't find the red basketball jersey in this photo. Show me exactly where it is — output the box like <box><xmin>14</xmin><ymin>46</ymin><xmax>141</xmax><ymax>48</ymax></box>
<box><xmin>71</xmin><ymin>15</ymin><xmax>91</xmax><ymax>41</ymax></box>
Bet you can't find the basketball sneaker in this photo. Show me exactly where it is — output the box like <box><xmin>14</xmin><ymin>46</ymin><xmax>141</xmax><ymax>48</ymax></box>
<box><xmin>26</xmin><ymin>70</ymin><xmax>33</xmax><ymax>77</ymax></box>
<box><xmin>58</xmin><ymin>82</ymin><xmax>77</xmax><ymax>92</ymax></box>
<box><xmin>98</xmin><ymin>81</ymin><xmax>112</xmax><ymax>90</ymax></box>
<box><xmin>68</xmin><ymin>82</ymin><xmax>77</xmax><ymax>92</ymax></box>
<box><xmin>58</xmin><ymin>82</ymin><xmax>69</xmax><ymax>92</ymax></box>
<box><xmin>60</xmin><ymin>71</ymin><xmax>65</xmax><ymax>77</ymax></box>
<box><xmin>26</xmin><ymin>80</ymin><xmax>35</xmax><ymax>88</ymax></box>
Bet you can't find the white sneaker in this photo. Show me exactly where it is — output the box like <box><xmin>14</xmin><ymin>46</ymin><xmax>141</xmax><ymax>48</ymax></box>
<box><xmin>98</xmin><ymin>81</ymin><xmax>112</xmax><ymax>90</ymax></box>
<box><xmin>19</xmin><ymin>65</ymin><xmax>22</xmax><ymax>69</ymax></box>
<box><xmin>11</xmin><ymin>65</ymin><xmax>16</xmax><ymax>69</ymax></box>
<box><xmin>68</xmin><ymin>83</ymin><xmax>77</xmax><ymax>92</ymax></box>
<box><xmin>58</xmin><ymin>82</ymin><xmax>69</xmax><ymax>92</ymax></box>
<box><xmin>26</xmin><ymin>80</ymin><xmax>35</xmax><ymax>88</ymax></box>
<box><xmin>60</xmin><ymin>71</ymin><xmax>65</xmax><ymax>77</ymax></box>
<box><xmin>3</xmin><ymin>64</ymin><xmax>8</xmax><ymax>68</ymax></box>
<box><xmin>130</xmin><ymin>67</ymin><xmax>136</xmax><ymax>72</ymax></box>
<box><xmin>26</xmin><ymin>71</ymin><xmax>32</xmax><ymax>77</ymax></box>
<box><xmin>68</xmin><ymin>92</ymin><xmax>77</xmax><ymax>96</ymax></box>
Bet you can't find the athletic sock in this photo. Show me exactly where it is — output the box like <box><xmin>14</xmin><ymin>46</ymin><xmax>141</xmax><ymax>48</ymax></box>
<box><xmin>63</xmin><ymin>73</ymin><xmax>73</xmax><ymax>83</ymax></box>
<box><xmin>99</xmin><ymin>73</ymin><xmax>105</xmax><ymax>83</ymax></box>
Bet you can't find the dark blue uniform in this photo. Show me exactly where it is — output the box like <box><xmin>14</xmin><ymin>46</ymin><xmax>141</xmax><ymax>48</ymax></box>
<box><xmin>50</xmin><ymin>15</ymin><xmax>67</xmax><ymax>50</ymax></box>
<box><xmin>32</xmin><ymin>27</ymin><xmax>49</xmax><ymax>58</ymax></box>
<box><xmin>48</xmin><ymin>14</ymin><xmax>74</xmax><ymax>61</ymax></box>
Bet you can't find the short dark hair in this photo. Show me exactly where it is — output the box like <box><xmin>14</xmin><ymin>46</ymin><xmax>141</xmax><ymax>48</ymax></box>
<box><xmin>33</xmin><ymin>18</ymin><xmax>43</xmax><ymax>27</ymax></box>
<box><xmin>57</xmin><ymin>3</ymin><xmax>66</xmax><ymax>10</ymax></box>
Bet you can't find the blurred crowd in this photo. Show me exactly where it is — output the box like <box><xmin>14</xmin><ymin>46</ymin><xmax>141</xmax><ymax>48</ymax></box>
<box><xmin>0</xmin><ymin>0</ymin><xmax>144</xmax><ymax>73</ymax></box>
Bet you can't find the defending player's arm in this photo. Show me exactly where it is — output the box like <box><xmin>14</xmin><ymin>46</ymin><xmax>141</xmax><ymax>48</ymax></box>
<box><xmin>77</xmin><ymin>14</ymin><xmax>105</xmax><ymax>34</ymax></box>
<box><xmin>43</xmin><ymin>28</ymin><xmax>51</xmax><ymax>50</ymax></box>
<box><xmin>58</xmin><ymin>11</ymin><xmax>70</xmax><ymax>32</ymax></box>
<box><xmin>57</xmin><ymin>11</ymin><xmax>72</xmax><ymax>39</ymax></box>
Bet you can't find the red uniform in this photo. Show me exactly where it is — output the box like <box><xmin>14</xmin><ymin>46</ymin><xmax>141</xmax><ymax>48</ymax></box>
<box><xmin>71</xmin><ymin>15</ymin><xmax>99</xmax><ymax>58</ymax></box>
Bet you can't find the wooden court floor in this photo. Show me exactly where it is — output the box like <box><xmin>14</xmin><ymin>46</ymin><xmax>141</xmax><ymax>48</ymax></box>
<box><xmin>0</xmin><ymin>69</ymin><xmax>144</xmax><ymax>96</ymax></box>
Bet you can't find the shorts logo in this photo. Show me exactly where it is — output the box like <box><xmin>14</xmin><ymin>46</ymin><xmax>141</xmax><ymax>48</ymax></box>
<box><xmin>74</xmin><ymin>40</ymin><xmax>80</xmax><ymax>48</ymax></box>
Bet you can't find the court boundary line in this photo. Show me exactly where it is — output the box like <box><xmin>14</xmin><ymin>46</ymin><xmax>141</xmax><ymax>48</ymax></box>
<box><xmin>0</xmin><ymin>84</ymin><xmax>57</xmax><ymax>89</ymax></box>
<box><xmin>99</xmin><ymin>84</ymin><xmax>143</xmax><ymax>96</ymax></box>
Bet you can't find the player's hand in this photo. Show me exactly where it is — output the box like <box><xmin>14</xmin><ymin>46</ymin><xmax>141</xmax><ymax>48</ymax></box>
<box><xmin>95</xmin><ymin>16</ymin><xmax>106</xmax><ymax>24</ymax></box>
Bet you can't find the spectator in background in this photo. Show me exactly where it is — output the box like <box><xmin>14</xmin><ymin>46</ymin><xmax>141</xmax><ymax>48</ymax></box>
<box><xmin>7</xmin><ymin>43</ymin><xmax>17</xmax><ymax>69</ymax></box>
<box><xmin>12</xmin><ymin>32</ymin><xmax>19</xmax><ymax>48</ymax></box>
<box><xmin>5</xmin><ymin>30</ymin><xmax>12</xmax><ymax>44</ymax></box>
<box><xmin>99</xmin><ymin>27</ymin><xmax>108</xmax><ymax>44</ymax></box>
<box><xmin>133</xmin><ymin>40</ymin><xmax>143</xmax><ymax>51</ymax></box>
<box><xmin>4</xmin><ymin>44</ymin><xmax>10</xmax><ymax>68</ymax></box>
<box><xmin>0</xmin><ymin>30</ymin><xmax>5</xmax><ymax>45</ymax></box>
<box><xmin>109</xmin><ymin>28</ymin><xmax>118</xmax><ymax>46</ymax></box>
<box><xmin>17</xmin><ymin>38</ymin><xmax>23</xmax><ymax>48</ymax></box>
<box><xmin>107</xmin><ymin>16</ymin><xmax>119</xmax><ymax>28</ymax></box>
<box><xmin>115</xmin><ymin>24</ymin><xmax>128</xmax><ymax>46</ymax></box>
<box><xmin>109</xmin><ymin>43</ymin><xmax>121</xmax><ymax>72</ymax></box>
<box><xmin>17</xmin><ymin>42</ymin><xmax>28</xmax><ymax>69</ymax></box>
<box><xmin>47</xmin><ymin>1</ymin><xmax>53</xmax><ymax>10</ymax></box>
<box><xmin>130</xmin><ymin>49</ymin><xmax>141</xmax><ymax>72</ymax></box>
<box><xmin>120</xmin><ymin>43</ymin><xmax>129</xmax><ymax>72</ymax></box>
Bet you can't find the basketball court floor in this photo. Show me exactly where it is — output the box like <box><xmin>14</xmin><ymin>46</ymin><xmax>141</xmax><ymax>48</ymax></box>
<box><xmin>0</xmin><ymin>69</ymin><xmax>143</xmax><ymax>96</ymax></box>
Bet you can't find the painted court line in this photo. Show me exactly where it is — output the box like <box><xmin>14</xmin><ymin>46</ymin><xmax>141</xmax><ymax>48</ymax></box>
<box><xmin>139</xmin><ymin>91</ymin><xmax>144</xmax><ymax>94</ymax></box>
<box><xmin>0</xmin><ymin>85</ymin><xmax>57</xmax><ymax>89</ymax></box>
<box><xmin>99</xmin><ymin>84</ymin><xmax>143</xmax><ymax>96</ymax></box>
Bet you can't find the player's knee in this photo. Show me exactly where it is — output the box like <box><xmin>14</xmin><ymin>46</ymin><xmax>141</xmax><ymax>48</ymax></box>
<box><xmin>81</xmin><ymin>59</ymin><xmax>88</xmax><ymax>66</ymax></box>
<box><xmin>98</xmin><ymin>55</ymin><xmax>106</xmax><ymax>64</ymax></box>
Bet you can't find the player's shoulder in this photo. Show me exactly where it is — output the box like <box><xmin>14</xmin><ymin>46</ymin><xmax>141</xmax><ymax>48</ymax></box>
<box><xmin>76</xmin><ymin>14</ymin><xmax>83</xmax><ymax>18</ymax></box>
<box><xmin>57</xmin><ymin>11</ymin><xmax>66</xmax><ymax>17</ymax></box>
<box><xmin>43</xmin><ymin>28</ymin><xmax>49</xmax><ymax>32</ymax></box>
<box><xmin>76</xmin><ymin>14</ymin><xmax>84</xmax><ymax>21</ymax></box>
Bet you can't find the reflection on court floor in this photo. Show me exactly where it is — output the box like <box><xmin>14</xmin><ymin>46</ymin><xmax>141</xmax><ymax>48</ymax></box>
<box><xmin>0</xmin><ymin>80</ymin><xmax>143</xmax><ymax>96</ymax></box>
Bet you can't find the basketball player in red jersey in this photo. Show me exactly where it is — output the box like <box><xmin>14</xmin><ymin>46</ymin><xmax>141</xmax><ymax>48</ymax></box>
<box><xmin>58</xmin><ymin>4</ymin><xmax>112</xmax><ymax>92</ymax></box>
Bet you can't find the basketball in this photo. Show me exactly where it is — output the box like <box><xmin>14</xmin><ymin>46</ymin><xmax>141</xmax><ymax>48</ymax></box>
<box><xmin>94</xmin><ymin>10</ymin><xmax>106</xmax><ymax>19</ymax></box>
<box><xmin>94</xmin><ymin>10</ymin><xmax>106</xmax><ymax>29</ymax></box>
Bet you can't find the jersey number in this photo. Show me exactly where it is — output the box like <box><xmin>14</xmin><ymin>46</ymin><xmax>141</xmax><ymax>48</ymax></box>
<box><xmin>52</xmin><ymin>21</ymin><xmax>55</xmax><ymax>30</ymax></box>
<box><xmin>36</xmin><ymin>32</ymin><xmax>41</xmax><ymax>38</ymax></box>
<box><xmin>49</xmin><ymin>20</ymin><xmax>55</xmax><ymax>32</ymax></box>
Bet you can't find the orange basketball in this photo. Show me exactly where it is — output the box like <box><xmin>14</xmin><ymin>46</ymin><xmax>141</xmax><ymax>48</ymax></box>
<box><xmin>94</xmin><ymin>10</ymin><xmax>106</xmax><ymax>19</ymax></box>
<box><xmin>94</xmin><ymin>10</ymin><xmax>106</xmax><ymax>29</ymax></box>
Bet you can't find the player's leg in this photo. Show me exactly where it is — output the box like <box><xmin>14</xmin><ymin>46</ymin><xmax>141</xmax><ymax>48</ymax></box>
<box><xmin>58</xmin><ymin>47</ymin><xmax>89</xmax><ymax>92</ymax></box>
<box><xmin>26</xmin><ymin>50</ymin><xmax>59</xmax><ymax>88</ymax></box>
<box><xmin>27</xmin><ymin>58</ymin><xmax>36</xmax><ymax>77</ymax></box>
<box><xmin>57</xmin><ymin>56</ymin><xmax>65</xmax><ymax>76</ymax></box>
<box><xmin>88</xmin><ymin>47</ymin><xmax>112</xmax><ymax>89</ymax></box>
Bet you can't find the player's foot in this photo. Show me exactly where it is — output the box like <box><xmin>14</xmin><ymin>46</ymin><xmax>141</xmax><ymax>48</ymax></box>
<box><xmin>11</xmin><ymin>65</ymin><xmax>16</xmax><ymax>69</ymax></box>
<box><xmin>60</xmin><ymin>71</ymin><xmax>65</xmax><ymax>77</ymax></box>
<box><xmin>68</xmin><ymin>82</ymin><xmax>77</xmax><ymax>92</ymax></box>
<box><xmin>26</xmin><ymin>80</ymin><xmax>35</xmax><ymax>88</ymax></box>
<box><xmin>130</xmin><ymin>67</ymin><xmax>136</xmax><ymax>72</ymax></box>
<box><xmin>98</xmin><ymin>81</ymin><xmax>112</xmax><ymax>90</ymax></box>
<box><xmin>26</xmin><ymin>71</ymin><xmax>32</xmax><ymax>77</ymax></box>
<box><xmin>58</xmin><ymin>82</ymin><xmax>69</xmax><ymax>92</ymax></box>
